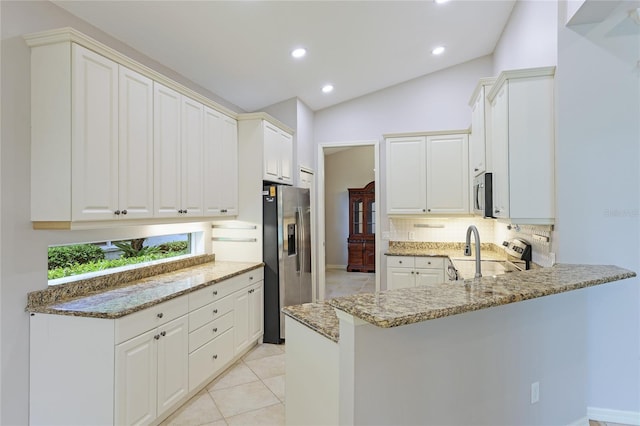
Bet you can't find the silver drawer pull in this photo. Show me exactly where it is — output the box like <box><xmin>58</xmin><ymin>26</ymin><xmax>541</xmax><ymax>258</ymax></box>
<box><xmin>154</xmin><ymin>334</ymin><xmax>160</xmax><ymax>340</ymax></box>
<box><xmin>160</xmin><ymin>331</ymin><xmax>166</xmax><ymax>337</ymax></box>
<box><xmin>212</xmin><ymin>328</ymin><xmax>218</xmax><ymax>333</ymax></box>
<box><xmin>157</xmin><ymin>313</ymin><xmax>163</xmax><ymax>319</ymax></box>
<box><xmin>212</xmin><ymin>354</ymin><xmax>218</xmax><ymax>360</ymax></box>
<box><xmin>213</xmin><ymin>309</ymin><xmax>218</xmax><ymax>314</ymax></box>
<box><xmin>212</xmin><ymin>290</ymin><xmax>218</xmax><ymax>296</ymax></box>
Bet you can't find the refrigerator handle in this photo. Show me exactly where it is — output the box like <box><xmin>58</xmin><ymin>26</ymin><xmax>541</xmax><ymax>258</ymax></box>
<box><xmin>295</xmin><ymin>208</ymin><xmax>301</xmax><ymax>274</ymax></box>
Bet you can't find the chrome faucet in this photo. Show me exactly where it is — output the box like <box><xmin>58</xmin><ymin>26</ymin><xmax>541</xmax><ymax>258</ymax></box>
<box><xmin>464</xmin><ymin>225</ymin><xmax>482</xmax><ymax>278</ymax></box>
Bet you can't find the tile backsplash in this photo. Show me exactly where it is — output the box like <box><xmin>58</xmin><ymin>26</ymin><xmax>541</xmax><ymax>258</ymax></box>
<box><xmin>389</xmin><ymin>217</ymin><xmax>555</xmax><ymax>267</ymax></box>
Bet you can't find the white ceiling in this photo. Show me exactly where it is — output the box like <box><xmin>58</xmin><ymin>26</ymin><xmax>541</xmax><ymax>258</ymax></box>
<box><xmin>53</xmin><ymin>0</ymin><xmax>516</xmax><ymax>112</ymax></box>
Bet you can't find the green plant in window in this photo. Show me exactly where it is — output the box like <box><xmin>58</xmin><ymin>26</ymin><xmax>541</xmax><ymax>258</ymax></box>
<box><xmin>158</xmin><ymin>241</ymin><xmax>188</xmax><ymax>254</ymax></box>
<box><xmin>48</xmin><ymin>244</ymin><xmax>105</xmax><ymax>270</ymax></box>
<box><xmin>114</xmin><ymin>238</ymin><xmax>160</xmax><ymax>258</ymax></box>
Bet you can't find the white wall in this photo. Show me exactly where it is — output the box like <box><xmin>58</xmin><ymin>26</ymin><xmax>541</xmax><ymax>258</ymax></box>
<box><xmin>492</xmin><ymin>0</ymin><xmax>558</xmax><ymax>73</ymax></box>
<box><xmin>555</xmin><ymin>0</ymin><xmax>640</xmax><ymax>415</ymax></box>
<box><xmin>0</xmin><ymin>2</ymin><xmax>228</xmax><ymax>423</ymax></box>
<box><xmin>324</xmin><ymin>147</ymin><xmax>375</xmax><ymax>267</ymax></box>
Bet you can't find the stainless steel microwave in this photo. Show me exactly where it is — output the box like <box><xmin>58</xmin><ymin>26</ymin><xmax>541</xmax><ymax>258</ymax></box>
<box><xmin>473</xmin><ymin>172</ymin><xmax>493</xmax><ymax>218</ymax></box>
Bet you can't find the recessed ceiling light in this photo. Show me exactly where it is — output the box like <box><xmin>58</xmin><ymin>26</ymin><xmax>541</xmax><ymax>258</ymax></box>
<box><xmin>291</xmin><ymin>48</ymin><xmax>307</xmax><ymax>59</ymax></box>
<box><xmin>432</xmin><ymin>46</ymin><xmax>445</xmax><ymax>55</ymax></box>
<box><xmin>434</xmin><ymin>0</ymin><xmax>450</xmax><ymax>4</ymax></box>
<box><xmin>322</xmin><ymin>84</ymin><xmax>334</xmax><ymax>94</ymax></box>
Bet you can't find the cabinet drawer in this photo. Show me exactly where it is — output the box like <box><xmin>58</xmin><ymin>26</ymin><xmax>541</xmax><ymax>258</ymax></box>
<box><xmin>189</xmin><ymin>327</ymin><xmax>235</xmax><ymax>392</ymax></box>
<box><xmin>188</xmin><ymin>269</ymin><xmax>264</xmax><ymax>311</ymax></box>
<box><xmin>387</xmin><ymin>256</ymin><xmax>414</xmax><ymax>268</ymax></box>
<box><xmin>189</xmin><ymin>294</ymin><xmax>234</xmax><ymax>332</ymax></box>
<box><xmin>115</xmin><ymin>294</ymin><xmax>188</xmax><ymax>344</ymax></box>
<box><xmin>189</xmin><ymin>311</ymin><xmax>234</xmax><ymax>353</ymax></box>
<box><xmin>236</xmin><ymin>269</ymin><xmax>264</xmax><ymax>287</ymax></box>
<box><xmin>414</xmin><ymin>257</ymin><xmax>444</xmax><ymax>269</ymax></box>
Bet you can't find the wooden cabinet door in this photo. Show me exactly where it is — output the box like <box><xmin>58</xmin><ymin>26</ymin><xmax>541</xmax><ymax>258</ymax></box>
<box><xmin>263</xmin><ymin>122</ymin><xmax>282</xmax><ymax>182</ymax></box>
<box><xmin>490</xmin><ymin>83</ymin><xmax>510</xmax><ymax>219</ymax></box>
<box><xmin>156</xmin><ymin>315</ymin><xmax>189</xmax><ymax>418</ymax></box>
<box><xmin>233</xmin><ymin>288</ymin><xmax>250</xmax><ymax>355</ymax></box>
<box><xmin>386</xmin><ymin>137</ymin><xmax>427</xmax><ymax>214</ymax></box>
<box><xmin>426</xmin><ymin>134</ymin><xmax>469</xmax><ymax>214</ymax></box>
<box><xmin>154</xmin><ymin>83</ymin><xmax>182</xmax><ymax>217</ymax></box>
<box><xmin>415</xmin><ymin>269</ymin><xmax>445</xmax><ymax>286</ymax></box>
<box><xmin>249</xmin><ymin>282</ymin><xmax>264</xmax><ymax>342</ymax></box>
<box><xmin>347</xmin><ymin>242</ymin><xmax>364</xmax><ymax>270</ymax></box>
<box><xmin>181</xmin><ymin>96</ymin><xmax>204</xmax><ymax>216</ymax></box>
<box><xmin>71</xmin><ymin>44</ymin><xmax>119</xmax><ymax>221</ymax></box>
<box><xmin>119</xmin><ymin>66</ymin><xmax>154</xmax><ymax>219</ymax></box>
<box><xmin>387</xmin><ymin>268</ymin><xmax>415</xmax><ymax>290</ymax></box>
<box><xmin>115</xmin><ymin>329</ymin><xmax>158</xmax><ymax>426</ymax></box>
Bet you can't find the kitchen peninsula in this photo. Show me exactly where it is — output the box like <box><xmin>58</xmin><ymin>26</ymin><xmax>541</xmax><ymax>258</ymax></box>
<box><xmin>284</xmin><ymin>264</ymin><xmax>635</xmax><ymax>425</ymax></box>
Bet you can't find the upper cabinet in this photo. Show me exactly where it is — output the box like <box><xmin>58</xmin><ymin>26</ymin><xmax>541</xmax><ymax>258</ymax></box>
<box><xmin>487</xmin><ymin>67</ymin><xmax>556</xmax><ymax>224</ymax></box>
<box><xmin>469</xmin><ymin>77</ymin><xmax>495</xmax><ymax>177</ymax></box>
<box><xmin>386</xmin><ymin>132</ymin><xmax>469</xmax><ymax>215</ymax></box>
<box><xmin>25</xmin><ymin>28</ymin><xmax>239</xmax><ymax>229</ymax></box>
<box><xmin>238</xmin><ymin>114</ymin><xmax>295</xmax><ymax>186</ymax></box>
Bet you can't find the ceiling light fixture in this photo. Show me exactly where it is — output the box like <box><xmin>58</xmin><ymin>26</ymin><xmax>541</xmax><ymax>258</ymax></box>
<box><xmin>322</xmin><ymin>84</ymin><xmax>334</xmax><ymax>94</ymax></box>
<box><xmin>434</xmin><ymin>0</ymin><xmax>450</xmax><ymax>3</ymax></box>
<box><xmin>291</xmin><ymin>48</ymin><xmax>307</xmax><ymax>59</ymax></box>
<box><xmin>432</xmin><ymin>46</ymin><xmax>445</xmax><ymax>55</ymax></box>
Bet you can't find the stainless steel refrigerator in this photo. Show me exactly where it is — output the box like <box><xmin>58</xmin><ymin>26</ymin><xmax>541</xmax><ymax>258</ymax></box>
<box><xmin>263</xmin><ymin>184</ymin><xmax>312</xmax><ymax>343</ymax></box>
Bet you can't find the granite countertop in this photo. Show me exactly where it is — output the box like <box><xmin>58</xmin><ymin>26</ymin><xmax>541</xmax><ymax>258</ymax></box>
<box><xmin>282</xmin><ymin>302</ymin><xmax>340</xmax><ymax>343</ymax></box>
<box><xmin>283</xmin><ymin>264</ymin><xmax>635</xmax><ymax>341</ymax></box>
<box><xmin>385</xmin><ymin>241</ymin><xmax>507</xmax><ymax>261</ymax></box>
<box><xmin>27</xmin><ymin>260</ymin><xmax>263</xmax><ymax>319</ymax></box>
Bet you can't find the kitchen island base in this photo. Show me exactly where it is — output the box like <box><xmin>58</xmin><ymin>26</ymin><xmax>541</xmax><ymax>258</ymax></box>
<box><xmin>286</xmin><ymin>289</ymin><xmax>590</xmax><ymax>425</ymax></box>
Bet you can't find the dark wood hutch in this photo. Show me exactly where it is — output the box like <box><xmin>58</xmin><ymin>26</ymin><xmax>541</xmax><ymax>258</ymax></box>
<box><xmin>347</xmin><ymin>181</ymin><xmax>375</xmax><ymax>272</ymax></box>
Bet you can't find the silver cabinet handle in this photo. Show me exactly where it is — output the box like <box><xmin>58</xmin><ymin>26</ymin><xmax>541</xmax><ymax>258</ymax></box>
<box><xmin>160</xmin><ymin>331</ymin><xmax>166</xmax><ymax>337</ymax></box>
<box><xmin>212</xmin><ymin>328</ymin><xmax>218</xmax><ymax>333</ymax></box>
<box><xmin>157</xmin><ymin>313</ymin><xmax>163</xmax><ymax>319</ymax></box>
<box><xmin>213</xmin><ymin>309</ymin><xmax>218</xmax><ymax>314</ymax></box>
<box><xmin>154</xmin><ymin>334</ymin><xmax>160</xmax><ymax>340</ymax></box>
<box><xmin>212</xmin><ymin>354</ymin><xmax>218</xmax><ymax>360</ymax></box>
<box><xmin>212</xmin><ymin>290</ymin><xmax>218</xmax><ymax>296</ymax></box>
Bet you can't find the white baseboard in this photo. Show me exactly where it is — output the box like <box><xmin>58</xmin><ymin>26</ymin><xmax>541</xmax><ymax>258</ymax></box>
<box><xmin>566</xmin><ymin>416</ymin><xmax>589</xmax><ymax>426</ymax></box>
<box><xmin>326</xmin><ymin>264</ymin><xmax>347</xmax><ymax>270</ymax></box>
<box><xmin>588</xmin><ymin>407</ymin><xmax>640</xmax><ymax>425</ymax></box>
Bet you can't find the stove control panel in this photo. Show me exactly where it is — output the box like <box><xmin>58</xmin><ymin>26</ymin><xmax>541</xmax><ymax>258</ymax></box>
<box><xmin>502</xmin><ymin>238</ymin><xmax>532</xmax><ymax>261</ymax></box>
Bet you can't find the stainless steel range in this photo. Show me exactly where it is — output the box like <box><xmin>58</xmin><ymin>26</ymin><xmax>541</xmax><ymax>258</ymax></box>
<box><xmin>502</xmin><ymin>238</ymin><xmax>532</xmax><ymax>272</ymax></box>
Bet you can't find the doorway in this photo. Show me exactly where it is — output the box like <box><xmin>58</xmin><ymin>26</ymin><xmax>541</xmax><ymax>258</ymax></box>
<box><xmin>316</xmin><ymin>141</ymin><xmax>381</xmax><ymax>301</ymax></box>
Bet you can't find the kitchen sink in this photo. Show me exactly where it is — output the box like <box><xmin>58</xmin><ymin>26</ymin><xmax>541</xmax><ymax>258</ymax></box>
<box><xmin>451</xmin><ymin>259</ymin><xmax>506</xmax><ymax>280</ymax></box>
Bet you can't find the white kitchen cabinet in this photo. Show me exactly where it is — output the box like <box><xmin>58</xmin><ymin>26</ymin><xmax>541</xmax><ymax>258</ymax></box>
<box><xmin>118</xmin><ymin>66</ymin><xmax>154</xmax><ymax>219</ymax></box>
<box><xmin>386</xmin><ymin>256</ymin><xmax>445</xmax><ymax>290</ymax></box>
<box><xmin>26</xmin><ymin>27</ymin><xmax>240</xmax><ymax>229</ymax></box>
<box><xmin>487</xmin><ymin>67</ymin><xmax>556</xmax><ymax>224</ymax></box>
<box><xmin>115</xmin><ymin>314</ymin><xmax>188</xmax><ymax>425</ymax></box>
<box><xmin>203</xmin><ymin>107</ymin><xmax>239</xmax><ymax>216</ymax></box>
<box><xmin>234</xmin><ymin>280</ymin><xmax>264</xmax><ymax>354</ymax></box>
<box><xmin>239</xmin><ymin>114</ymin><xmax>294</xmax><ymax>186</ymax></box>
<box><xmin>386</xmin><ymin>132</ymin><xmax>469</xmax><ymax>215</ymax></box>
<box><xmin>30</xmin><ymin>268</ymin><xmax>265</xmax><ymax>426</ymax></box>
<box><xmin>386</xmin><ymin>136</ymin><xmax>427</xmax><ymax>214</ymax></box>
<box><xmin>426</xmin><ymin>134</ymin><xmax>469</xmax><ymax>214</ymax></box>
<box><xmin>154</xmin><ymin>84</ymin><xmax>205</xmax><ymax>218</ymax></box>
<box><xmin>469</xmin><ymin>78</ymin><xmax>495</xmax><ymax>177</ymax></box>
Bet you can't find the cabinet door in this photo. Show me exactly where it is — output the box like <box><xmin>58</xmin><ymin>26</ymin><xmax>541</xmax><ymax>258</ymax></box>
<box><xmin>249</xmin><ymin>282</ymin><xmax>264</xmax><ymax>342</ymax></box>
<box><xmin>119</xmin><ymin>66</ymin><xmax>154</xmax><ymax>219</ymax></box>
<box><xmin>426</xmin><ymin>134</ymin><xmax>469</xmax><ymax>214</ymax></box>
<box><xmin>470</xmin><ymin>90</ymin><xmax>486</xmax><ymax>176</ymax></box>
<box><xmin>203</xmin><ymin>109</ymin><xmax>238</xmax><ymax>216</ymax></box>
<box><xmin>415</xmin><ymin>269</ymin><xmax>445</xmax><ymax>286</ymax></box>
<box><xmin>181</xmin><ymin>96</ymin><xmax>204</xmax><ymax>216</ymax></box>
<box><xmin>154</xmin><ymin>83</ymin><xmax>182</xmax><ymax>217</ymax></box>
<box><xmin>157</xmin><ymin>315</ymin><xmax>189</xmax><ymax>418</ymax></box>
<box><xmin>263</xmin><ymin>122</ymin><xmax>282</xmax><ymax>182</ymax></box>
<box><xmin>386</xmin><ymin>137</ymin><xmax>427</xmax><ymax>214</ymax></box>
<box><xmin>115</xmin><ymin>329</ymin><xmax>158</xmax><ymax>426</ymax></box>
<box><xmin>387</xmin><ymin>268</ymin><xmax>415</xmax><ymax>290</ymax></box>
<box><xmin>490</xmin><ymin>84</ymin><xmax>510</xmax><ymax>219</ymax></box>
<box><xmin>279</xmin><ymin>130</ymin><xmax>293</xmax><ymax>184</ymax></box>
<box><xmin>233</xmin><ymin>288</ymin><xmax>250</xmax><ymax>355</ymax></box>
<box><xmin>71</xmin><ymin>44</ymin><xmax>119</xmax><ymax>221</ymax></box>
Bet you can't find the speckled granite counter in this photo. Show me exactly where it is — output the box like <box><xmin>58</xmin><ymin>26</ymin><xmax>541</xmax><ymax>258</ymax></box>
<box><xmin>282</xmin><ymin>302</ymin><xmax>339</xmax><ymax>342</ymax></box>
<box><xmin>385</xmin><ymin>241</ymin><xmax>507</xmax><ymax>261</ymax></box>
<box><xmin>328</xmin><ymin>264</ymin><xmax>635</xmax><ymax>328</ymax></box>
<box><xmin>27</xmin><ymin>260</ymin><xmax>263</xmax><ymax>319</ymax></box>
<box><xmin>283</xmin><ymin>264</ymin><xmax>635</xmax><ymax>340</ymax></box>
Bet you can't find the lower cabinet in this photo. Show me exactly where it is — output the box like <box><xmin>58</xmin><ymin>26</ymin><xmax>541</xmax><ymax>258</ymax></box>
<box><xmin>387</xmin><ymin>256</ymin><xmax>445</xmax><ymax>290</ymax></box>
<box><xmin>115</xmin><ymin>314</ymin><xmax>189</xmax><ymax>425</ymax></box>
<box><xmin>29</xmin><ymin>268</ymin><xmax>264</xmax><ymax>426</ymax></box>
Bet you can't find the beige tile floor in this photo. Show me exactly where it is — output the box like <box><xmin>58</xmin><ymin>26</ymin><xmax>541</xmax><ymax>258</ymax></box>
<box><xmin>163</xmin><ymin>270</ymin><xmax>632</xmax><ymax>426</ymax></box>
